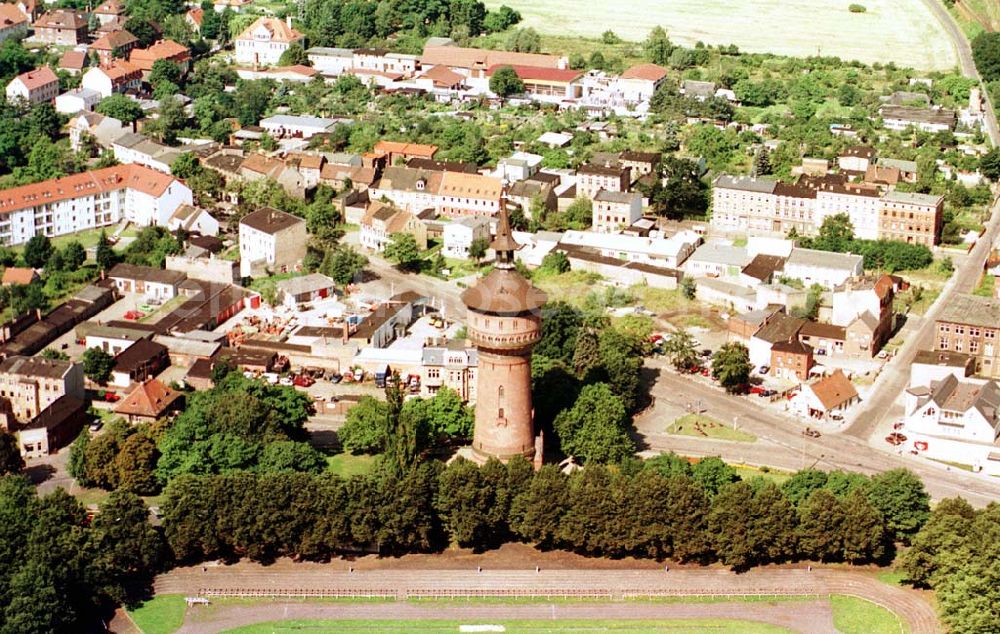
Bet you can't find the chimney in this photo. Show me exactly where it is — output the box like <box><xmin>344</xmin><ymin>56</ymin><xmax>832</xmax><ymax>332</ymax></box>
<box><xmin>286</xmin><ymin>15</ymin><xmax>292</xmax><ymax>28</ymax></box>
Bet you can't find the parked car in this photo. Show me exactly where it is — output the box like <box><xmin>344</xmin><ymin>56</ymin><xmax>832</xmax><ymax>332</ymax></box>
<box><xmin>700</xmin><ymin>349</ymin><xmax>712</xmax><ymax>358</ymax></box>
<box><xmin>103</xmin><ymin>392</ymin><xmax>120</xmax><ymax>403</ymax></box>
<box><xmin>758</xmin><ymin>365</ymin><xmax>770</xmax><ymax>375</ymax></box>
<box><xmin>293</xmin><ymin>375</ymin><xmax>315</xmax><ymax>388</ymax></box>
<box><xmin>89</xmin><ymin>422</ymin><xmax>102</xmax><ymax>432</ymax></box>
<box><xmin>279</xmin><ymin>376</ymin><xmax>294</xmax><ymax>387</ymax></box>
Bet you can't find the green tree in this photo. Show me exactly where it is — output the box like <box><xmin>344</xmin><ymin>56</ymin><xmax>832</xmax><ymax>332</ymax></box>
<box><xmin>781</xmin><ymin>468</ymin><xmax>829</xmax><ymax>505</ymax></box>
<box><xmin>972</xmin><ymin>32</ymin><xmax>1000</xmax><ymax>82</ymax></box>
<box><xmin>814</xmin><ymin>213</ymin><xmax>855</xmax><ymax>251</ymax></box>
<box><xmin>148</xmin><ymin>59</ymin><xmax>182</xmax><ymax>90</ymax></box>
<box><xmin>504</xmin><ymin>28</ymin><xmax>540</xmax><ymax>53</ymax></box>
<box><xmin>467</xmin><ymin>236</ymin><xmax>489</xmax><ymax>263</ymax></box>
<box><xmin>796</xmin><ymin>488</ymin><xmax>844</xmax><ymax>561</ymax></box>
<box><xmin>711</xmin><ymin>342</ymin><xmax>751</xmax><ymax>393</ymax></box>
<box><xmin>663</xmin><ymin>329</ymin><xmax>699</xmax><ymax>371</ymax></box>
<box><xmin>901</xmin><ymin>497</ymin><xmax>975</xmax><ymax>587</ymax></box>
<box><xmin>82</xmin><ymin>347</ymin><xmax>116</xmax><ymax>384</ymax></box>
<box><xmin>125</xmin><ymin>17</ymin><xmax>159</xmax><ymax>48</ymax></box>
<box><xmin>22</xmin><ymin>234</ymin><xmax>53</xmax><ymax>269</ymax></box>
<box><xmin>113</xmin><ymin>432</ymin><xmax>161</xmax><ymax>495</ymax></box>
<box><xmin>840</xmin><ymin>488</ymin><xmax>887</xmax><ymax>564</ymax></box>
<box><xmin>89</xmin><ymin>491</ymin><xmax>164</xmax><ymax>604</ymax></box>
<box><xmin>322</xmin><ymin>247</ymin><xmax>368</xmax><ymax>285</ymax></box>
<box><xmin>278</xmin><ymin>42</ymin><xmax>309</xmax><ymax>66</ymax></box>
<box><xmin>865</xmin><ymin>468</ymin><xmax>930</xmax><ymax>542</ymax></box>
<box><xmin>483</xmin><ymin>5</ymin><xmax>521</xmax><ymax>33</ymax></box>
<box><xmin>643</xmin><ymin>26</ymin><xmax>674</xmax><ymax>65</ymax></box>
<box><xmin>0</xmin><ymin>429</ymin><xmax>25</xmax><ymax>475</ymax></box>
<box><xmin>338</xmin><ymin>395</ymin><xmax>389</xmax><ymax>454</ymax></box>
<box><xmin>96</xmin><ymin>230</ymin><xmax>118</xmax><ymax>271</ymax></box>
<box><xmin>96</xmin><ymin>94</ymin><xmax>144</xmax><ymax>125</ymax></box>
<box><xmin>489</xmin><ymin>65</ymin><xmax>524</xmax><ymax>97</ymax></box>
<box><xmin>170</xmin><ymin>152</ymin><xmax>201</xmax><ymax>180</ymax></box>
<box><xmin>62</xmin><ymin>240</ymin><xmax>86</xmax><ymax>269</ymax></box>
<box><xmin>691</xmin><ymin>456</ymin><xmax>739</xmax><ymax>496</ymax></box>
<box><xmin>384</xmin><ymin>233</ymin><xmax>422</xmax><ymax>271</ymax></box>
<box><xmin>980</xmin><ymin>147</ymin><xmax>1000</xmax><ymax>181</ymax></box>
<box><xmin>539</xmin><ymin>251</ymin><xmax>570</xmax><ymax>275</ymax></box>
<box><xmin>553</xmin><ymin>383</ymin><xmax>634</xmax><ymax>463</ymax></box>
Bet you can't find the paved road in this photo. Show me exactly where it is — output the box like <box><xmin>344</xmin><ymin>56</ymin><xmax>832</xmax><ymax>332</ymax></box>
<box><xmin>640</xmin><ymin>360</ymin><xmax>1000</xmax><ymax>506</ymax></box>
<box><xmin>844</xmin><ymin>195</ymin><xmax>1000</xmax><ymax>441</ymax></box>
<box><xmin>153</xmin><ymin>560</ymin><xmax>937</xmax><ymax>634</ymax></box>
<box><xmin>362</xmin><ymin>254</ymin><xmax>466</xmax><ymax>320</ymax></box>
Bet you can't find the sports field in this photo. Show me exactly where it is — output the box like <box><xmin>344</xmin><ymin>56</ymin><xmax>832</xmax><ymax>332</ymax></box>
<box><xmin>483</xmin><ymin>0</ymin><xmax>958</xmax><ymax>70</ymax></box>
<box><xmin>222</xmin><ymin>619</ymin><xmax>792</xmax><ymax>633</ymax></box>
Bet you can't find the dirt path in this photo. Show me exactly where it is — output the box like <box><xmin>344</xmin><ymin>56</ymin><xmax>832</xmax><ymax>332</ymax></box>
<box><xmin>177</xmin><ymin>599</ymin><xmax>835</xmax><ymax>634</ymax></box>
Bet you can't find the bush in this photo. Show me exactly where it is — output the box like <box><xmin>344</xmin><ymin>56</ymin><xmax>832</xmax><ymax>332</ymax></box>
<box><xmin>848</xmin><ymin>4</ymin><xmax>867</xmax><ymax>13</ymax></box>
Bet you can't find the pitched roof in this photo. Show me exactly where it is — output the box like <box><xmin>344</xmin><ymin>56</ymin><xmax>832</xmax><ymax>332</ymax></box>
<box><xmin>236</xmin><ymin>17</ymin><xmax>304</xmax><ymax>44</ymax></box>
<box><xmin>799</xmin><ymin>320</ymin><xmax>846</xmax><ymax>340</ymax></box>
<box><xmin>276</xmin><ymin>273</ymin><xmax>335</xmax><ymax>296</ymax></box>
<box><xmin>461</xmin><ymin>267</ymin><xmax>548</xmax><ymax>315</ymax></box>
<box><xmin>929</xmin><ymin>374</ymin><xmax>1000</xmax><ymax>422</ymax></box>
<box><xmin>0</xmin><ymin>4</ymin><xmax>27</xmax><ymax>27</ymax></box>
<box><xmin>485</xmin><ymin>64</ymin><xmax>582</xmax><ymax>83</ymax></box>
<box><xmin>107</xmin><ymin>263</ymin><xmax>186</xmax><ymax>286</ymax></box>
<box><xmin>373</xmin><ymin>140</ymin><xmax>438</xmax><ymax>158</ymax></box>
<box><xmin>772</xmin><ymin>338</ymin><xmax>811</xmax><ymax>355</ymax></box>
<box><xmin>375</xmin><ymin>165</ymin><xmax>443</xmax><ymax>193</ymax></box>
<box><xmin>114</xmin><ymin>378</ymin><xmax>182</xmax><ymax>418</ymax></box>
<box><xmin>1</xmin><ymin>267</ymin><xmax>36</xmax><ymax>285</ymax></box>
<box><xmin>92</xmin><ymin>29</ymin><xmax>137</xmax><ymax>51</ymax></box>
<box><xmin>0</xmin><ymin>164</ymin><xmax>180</xmax><ymax>215</ymax></box>
<box><xmin>0</xmin><ymin>355</ymin><xmax>72</xmax><ymax>379</ymax></box>
<box><xmin>421</xmin><ymin>45</ymin><xmax>564</xmax><ymax>71</ymax></box>
<box><xmin>186</xmin><ymin>7</ymin><xmax>204</xmax><ymax>26</ymax></box>
<box><xmin>93</xmin><ymin>0</ymin><xmax>124</xmax><ymax>15</ymax></box>
<box><xmin>420</xmin><ymin>64</ymin><xmax>464</xmax><ymax>87</ymax></box>
<box><xmin>97</xmin><ymin>59</ymin><xmax>142</xmax><ymax>82</ymax></box>
<box><xmin>112</xmin><ymin>338</ymin><xmax>167</xmax><ymax>374</ymax></box>
<box><xmin>58</xmin><ymin>49</ymin><xmax>87</xmax><ymax>71</ymax></box>
<box><xmin>10</xmin><ymin>66</ymin><xmax>58</xmax><ymax>91</ymax></box>
<box><xmin>240</xmin><ymin>207</ymin><xmax>304</xmax><ymax>235</ymax></box>
<box><xmin>741</xmin><ymin>254</ymin><xmax>786</xmax><ymax>282</ymax></box>
<box><xmin>621</xmin><ymin>63</ymin><xmax>668</xmax><ymax>82</ymax></box>
<box><xmin>33</xmin><ymin>9</ymin><xmax>86</xmax><ymax>29</ymax></box>
<box><xmin>129</xmin><ymin>39</ymin><xmax>190</xmax><ymax>71</ymax></box>
<box><xmin>439</xmin><ymin>171</ymin><xmax>501</xmax><ymax>200</ymax></box>
<box><xmin>807</xmin><ymin>370</ymin><xmax>858</xmax><ymax>411</ymax></box>
<box><xmin>937</xmin><ymin>293</ymin><xmax>1000</xmax><ymax>329</ymax></box>
<box><xmin>754</xmin><ymin>313</ymin><xmax>806</xmax><ymax>344</ymax></box>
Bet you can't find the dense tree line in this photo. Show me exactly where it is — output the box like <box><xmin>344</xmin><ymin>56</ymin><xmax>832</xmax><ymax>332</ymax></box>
<box><xmin>901</xmin><ymin>498</ymin><xmax>1000</xmax><ymax>634</ymax></box>
<box><xmin>797</xmin><ymin>214</ymin><xmax>933</xmax><ymax>272</ymax></box>
<box><xmin>161</xmin><ymin>455</ymin><xmax>928</xmax><ymax>570</ymax></box>
<box><xmin>0</xmin><ymin>476</ymin><xmax>163</xmax><ymax>631</ymax></box>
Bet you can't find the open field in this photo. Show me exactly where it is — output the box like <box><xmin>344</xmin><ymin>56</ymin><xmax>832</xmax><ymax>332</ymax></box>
<box><xmin>830</xmin><ymin>595</ymin><xmax>906</xmax><ymax>634</ymax></box>
<box><xmin>221</xmin><ymin>618</ymin><xmax>793</xmax><ymax>633</ymax></box>
<box><xmin>483</xmin><ymin>0</ymin><xmax>958</xmax><ymax>70</ymax></box>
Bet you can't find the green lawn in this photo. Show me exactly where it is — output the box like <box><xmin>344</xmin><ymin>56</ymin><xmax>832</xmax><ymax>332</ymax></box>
<box><xmin>830</xmin><ymin>596</ymin><xmax>905</xmax><ymax>634</ymax></box>
<box><xmin>876</xmin><ymin>569</ymin><xmax>906</xmax><ymax>587</ymax></box>
<box><xmin>667</xmin><ymin>414</ymin><xmax>757</xmax><ymax>443</ymax></box>
<box><xmin>127</xmin><ymin>594</ymin><xmax>187</xmax><ymax>634</ymax></box>
<box><xmin>223</xmin><ymin>618</ymin><xmax>792</xmax><ymax>634</ymax></box>
<box><xmin>732</xmin><ymin>465</ymin><xmax>794</xmax><ymax>485</ymax></box>
<box><xmin>326</xmin><ymin>453</ymin><xmax>378</xmax><ymax>477</ymax></box>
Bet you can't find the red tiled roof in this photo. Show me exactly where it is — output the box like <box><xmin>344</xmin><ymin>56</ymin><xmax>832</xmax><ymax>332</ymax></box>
<box><xmin>621</xmin><ymin>63</ymin><xmax>668</xmax><ymax>82</ymax></box>
<box><xmin>11</xmin><ymin>66</ymin><xmax>58</xmax><ymax>91</ymax></box>
<box><xmin>129</xmin><ymin>39</ymin><xmax>191</xmax><ymax>71</ymax></box>
<box><xmin>807</xmin><ymin>370</ymin><xmax>858</xmax><ymax>411</ymax></box>
<box><xmin>33</xmin><ymin>9</ymin><xmax>86</xmax><ymax>29</ymax></box>
<box><xmin>1</xmin><ymin>267</ymin><xmax>36</xmax><ymax>285</ymax></box>
<box><xmin>98</xmin><ymin>59</ymin><xmax>141</xmax><ymax>82</ymax></box>
<box><xmin>0</xmin><ymin>164</ymin><xmax>182</xmax><ymax>215</ymax></box>
<box><xmin>186</xmin><ymin>7</ymin><xmax>204</xmax><ymax>26</ymax></box>
<box><xmin>93</xmin><ymin>0</ymin><xmax>123</xmax><ymax>15</ymax></box>
<box><xmin>91</xmin><ymin>29</ymin><xmax>137</xmax><ymax>51</ymax></box>
<box><xmin>373</xmin><ymin>141</ymin><xmax>438</xmax><ymax>158</ymax></box>
<box><xmin>235</xmin><ymin>17</ymin><xmax>304</xmax><ymax>43</ymax></box>
<box><xmin>0</xmin><ymin>4</ymin><xmax>28</xmax><ymax>26</ymax></box>
<box><xmin>114</xmin><ymin>378</ymin><xmax>182</xmax><ymax>418</ymax></box>
<box><xmin>58</xmin><ymin>50</ymin><xmax>87</xmax><ymax>71</ymax></box>
<box><xmin>420</xmin><ymin>64</ymin><xmax>464</xmax><ymax>87</ymax></box>
<box><xmin>485</xmin><ymin>64</ymin><xmax>582</xmax><ymax>83</ymax></box>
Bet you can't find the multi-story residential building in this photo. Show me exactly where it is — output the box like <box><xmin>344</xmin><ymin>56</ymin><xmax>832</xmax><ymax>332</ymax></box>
<box><xmin>435</xmin><ymin>172</ymin><xmax>502</xmax><ymax>218</ymax></box>
<box><xmin>620</xmin><ymin>150</ymin><xmax>662</xmax><ymax>180</ymax></box>
<box><xmin>420</xmin><ymin>340</ymin><xmax>478</xmax><ymax>402</ymax></box>
<box><xmin>359</xmin><ymin>201</ymin><xmax>426</xmax><ymax>252</ymax></box>
<box><xmin>31</xmin><ymin>9</ymin><xmax>87</xmax><ymax>45</ymax></box>
<box><xmin>837</xmin><ymin>146</ymin><xmax>876</xmax><ymax>173</ymax></box>
<box><xmin>0</xmin><ymin>4</ymin><xmax>28</xmax><ymax>44</ymax></box>
<box><xmin>234</xmin><ymin>16</ymin><xmax>305</xmax><ymax>67</ymax></box>
<box><xmin>5</xmin><ymin>67</ymin><xmax>58</xmax><ymax>105</ymax></box>
<box><xmin>369</xmin><ymin>166</ymin><xmax>442</xmax><ymax>214</ymax></box>
<box><xmin>238</xmin><ymin>207</ymin><xmax>308</xmax><ymax>278</ymax></box>
<box><xmin>443</xmin><ymin>216</ymin><xmax>490</xmax><ymax>259</ymax></box>
<box><xmin>878</xmin><ymin>190</ymin><xmax>944</xmax><ymax>246</ymax></box>
<box><xmin>592</xmin><ymin>191</ymin><xmax>643</xmax><ymax>233</ymax></box>
<box><xmin>0</xmin><ymin>164</ymin><xmax>191</xmax><ymax>246</ymax></box>
<box><xmin>831</xmin><ymin>274</ymin><xmax>895</xmax><ymax>356</ymax></box>
<box><xmin>934</xmin><ymin>294</ymin><xmax>1000</xmax><ymax>378</ymax></box>
<box><xmin>576</xmin><ymin>163</ymin><xmax>630</xmax><ymax>200</ymax></box>
<box><xmin>770</xmin><ymin>338</ymin><xmax>813</xmax><ymax>381</ymax></box>
<box><xmin>91</xmin><ymin>29</ymin><xmax>138</xmax><ymax>67</ymax></box>
<box><xmin>710</xmin><ymin>175</ymin><xmax>779</xmax><ymax>232</ymax></box>
<box><xmin>81</xmin><ymin>60</ymin><xmax>142</xmax><ymax>98</ymax></box>
<box><xmin>0</xmin><ymin>356</ymin><xmax>84</xmax><ymax>422</ymax></box>
<box><xmin>813</xmin><ymin>181</ymin><xmax>882</xmax><ymax>240</ymax></box>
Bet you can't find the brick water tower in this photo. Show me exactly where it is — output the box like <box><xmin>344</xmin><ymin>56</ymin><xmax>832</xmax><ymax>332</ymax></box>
<box><xmin>460</xmin><ymin>197</ymin><xmax>547</xmax><ymax>465</ymax></box>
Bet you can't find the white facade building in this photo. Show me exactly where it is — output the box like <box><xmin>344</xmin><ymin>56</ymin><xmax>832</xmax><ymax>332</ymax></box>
<box><xmin>782</xmin><ymin>248</ymin><xmax>864</xmax><ymax>289</ymax></box>
<box><xmin>54</xmin><ymin>87</ymin><xmax>102</xmax><ymax>114</ymax></box>
<box><xmin>6</xmin><ymin>67</ymin><xmax>59</xmax><ymax>105</ymax></box>
<box><xmin>443</xmin><ymin>216</ymin><xmax>490</xmax><ymax>259</ymax></box>
<box><xmin>234</xmin><ymin>16</ymin><xmax>306</xmax><ymax>66</ymax></box>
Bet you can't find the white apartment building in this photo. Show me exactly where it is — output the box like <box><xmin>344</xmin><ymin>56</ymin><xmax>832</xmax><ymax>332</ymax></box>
<box><xmin>443</xmin><ymin>216</ymin><xmax>490</xmax><ymax>259</ymax></box>
<box><xmin>6</xmin><ymin>67</ymin><xmax>59</xmax><ymax>105</ymax></box>
<box><xmin>238</xmin><ymin>207</ymin><xmax>308</xmax><ymax>278</ymax></box>
<box><xmin>0</xmin><ymin>164</ymin><xmax>191</xmax><ymax>246</ymax></box>
<box><xmin>234</xmin><ymin>16</ymin><xmax>306</xmax><ymax>66</ymax></box>
<box><xmin>306</xmin><ymin>47</ymin><xmax>353</xmax><ymax>75</ymax></box>
<box><xmin>814</xmin><ymin>184</ymin><xmax>881</xmax><ymax>240</ymax></box>
<box><xmin>592</xmin><ymin>190</ymin><xmax>643</xmax><ymax>233</ymax></box>
<box><xmin>54</xmin><ymin>87</ymin><xmax>102</xmax><ymax>114</ymax></box>
<box><xmin>437</xmin><ymin>171</ymin><xmax>502</xmax><ymax>218</ymax></box>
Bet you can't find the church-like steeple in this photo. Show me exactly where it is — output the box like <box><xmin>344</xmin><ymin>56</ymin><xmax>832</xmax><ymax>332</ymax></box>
<box><xmin>490</xmin><ymin>185</ymin><xmax>520</xmax><ymax>270</ymax></box>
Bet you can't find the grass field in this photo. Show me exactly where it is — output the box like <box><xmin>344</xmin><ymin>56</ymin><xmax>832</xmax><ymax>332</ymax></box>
<box><xmin>830</xmin><ymin>595</ymin><xmax>906</xmax><ymax>634</ymax></box>
<box><xmin>326</xmin><ymin>453</ymin><xmax>378</xmax><ymax>477</ymax></box>
<box><xmin>127</xmin><ymin>595</ymin><xmax>187</xmax><ymax>634</ymax></box>
<box><xmin>222</xmin><ymin>619</ymin><xmax>793</xmax><ymax>633</ymax></box>
<box><xmin>483</xmin><ymin>0</ymin><xmax>957</xmax><ymax>70</ymax></box>
<box><xmin>667</xmin><ymin>413</ymin><xmax>757</xmax><ymax>443</ymax></box>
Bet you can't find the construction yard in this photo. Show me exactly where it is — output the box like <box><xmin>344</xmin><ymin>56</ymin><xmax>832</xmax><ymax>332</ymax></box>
<box><xmin>484</xmin><ymin>0</ymin><xmax>957</xmax><ymax>70</ymax></box>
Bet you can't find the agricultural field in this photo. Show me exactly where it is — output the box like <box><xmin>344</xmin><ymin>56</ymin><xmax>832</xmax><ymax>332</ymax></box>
<box><xmin>484</xmin><ymin>0</ymin><xmax>958</xmax><ymax>70</ymax></box>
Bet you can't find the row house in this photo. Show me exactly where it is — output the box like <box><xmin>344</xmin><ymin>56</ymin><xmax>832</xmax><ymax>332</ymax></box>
<box><xmin>359</xmin><ymin>201</ymin><xmax>426</xmax><ymax>252</ymax></box>
<box><xmin>878</xmin><ymin>190</ymin><xmax>944</xmax><ymax>247</ymax></box>
<box><xmin>576</xmin><ymin>163</ymin><xmax>630</xmax><ymax>200</ymax></box>
<box><xmin>812</xmin><ymin>180</ymin><xmax>882</xmax><ymax>241</ymax></box>
<box><xmin>0</xmin><ymin>164</ymin><xmax>191</xmax><ymax>246</ymax></box>
<box><xmin>592</xmin><ymin>190</ymin><xmax>643</xmax><ymax>233</ymax></box>
<box><xmin>5</xmin><ymin>67</ymin><xmax>59</xmax><ymax>105</ymax></box>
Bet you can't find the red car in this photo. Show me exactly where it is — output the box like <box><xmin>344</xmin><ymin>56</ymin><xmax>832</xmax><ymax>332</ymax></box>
<box><xmin>292</xmin><ymin>375</ymin><xmax>315</xmax><ymax>388</ymax></box>
<box><xmin>103</xmin><ymin>392</ymin><xmax>120</xmax><ymax>403</ymax></box>
<box><xmin>123</xmin><ymin>310</ymin><xmax>145</xmax><ymax>320</ymax></box>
